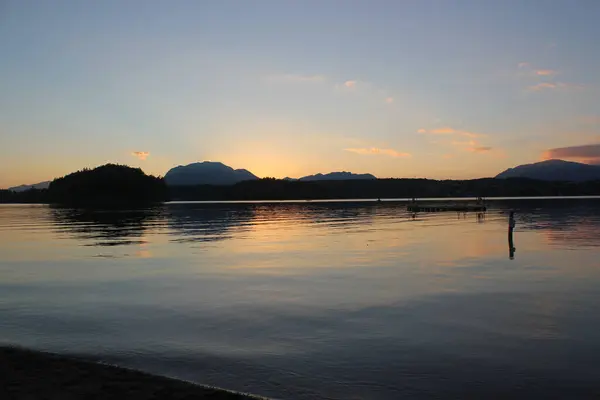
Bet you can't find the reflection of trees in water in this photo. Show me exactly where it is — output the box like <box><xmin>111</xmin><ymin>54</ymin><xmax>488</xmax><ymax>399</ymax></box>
<box><xmin>167</xmin><ymin>202</ymin><xmax>382</xmax><ymax>243</ymax></box>
<box><xmin>252</xmin><ymin>202</ymin><xmax>378</xmax><ymax>226</ymax></box>
<box><xmin>167</xmin><ymin>204</ymin><xmax>256</xmax><ymax>243</ymax></box>
<box><xmin>51</xmin><ymin>207</ymin><xmax>164</xmax><ymax>246</ymax></box>
<box><xmin>52</xmin><ymin>202</ymin><xmax>393</xmax><ymax>246</ymax></box>
<box><xmin>491</xmin><ymin>199</ymin><xmax>600</xmax><ymax>248</ymax></box>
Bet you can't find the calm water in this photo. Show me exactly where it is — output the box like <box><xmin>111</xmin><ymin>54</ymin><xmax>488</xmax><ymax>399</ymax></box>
<box><xmin>2</xmin><ymin>200</ymin><xmax>600</xmax><ymax>399</ymax></box>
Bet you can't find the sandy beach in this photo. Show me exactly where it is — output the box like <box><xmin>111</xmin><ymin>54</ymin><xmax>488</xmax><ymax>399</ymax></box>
<box><xmin>0</xmin><ymin>346</ymin><xmax>263</xmax><ymax>400</ymax></box>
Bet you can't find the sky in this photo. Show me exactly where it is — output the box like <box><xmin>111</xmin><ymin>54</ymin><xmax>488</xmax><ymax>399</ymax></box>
<box><xmin>1</xmin><ymin>0</ymin><xmax>600</xmax><ymax>188</ymax></box>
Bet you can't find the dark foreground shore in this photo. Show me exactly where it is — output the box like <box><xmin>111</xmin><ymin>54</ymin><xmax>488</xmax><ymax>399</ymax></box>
<box><xmin>0</xmin><ymin>346</ymin><xmax>265</xmax><ymax>400</ymax></box>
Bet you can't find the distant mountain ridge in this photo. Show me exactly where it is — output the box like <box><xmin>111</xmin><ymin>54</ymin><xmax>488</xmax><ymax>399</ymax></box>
<box><xmin>298</xmin><ymin>172</ymin><xmax>377</xmax><ymax>181</ymax></box>
<box><xmin>164</xmin><ymin>162</ymin><xmax>259</xmax><ymax>186</ymax></box>
<box><xmin>496</xmin><ymin>159</ymin><xmax>600</xmax><ymax>182</ymax></box>
<box><xmin>164</xmin><ymin>162</ymin><xmax>378</xmax><ymax>186</ymax></box>
<box><xmin>12</xmin><ymin>160</ymin><xmax>599</xmax><ymax>191</ymax></box>
<box><xmin>8</xmin><ymin>181</ymin><xmax>50</xmax><ymax>192</ymax></box>
<box><xmin>4</xmin><ymin>164</ymin><xmax>379</xmax><ymax>190</ymax></box>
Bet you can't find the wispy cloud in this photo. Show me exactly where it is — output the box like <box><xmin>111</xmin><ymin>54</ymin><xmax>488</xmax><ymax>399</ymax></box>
<box><xmin>534</xmin><ymin>69</ymin><xmax>558</xmax><ymax>76</ymax></box>
<box><xmin>385</xmin><ymin>97</ymin><xmax>394</xmax><ymax>104</ymax></box>
<box><xmin>265</xmin><ymin>74</ymin><xmax>326</xmax><ymax>83</ymax></box>
<box><xmin>449</xmin><ymin>138</ymin><xmax>495</xmax><ymax>154</ymax></box>
<box><xmin>528</xmin><ymin>82</ymin><xmax>558</xmax><ymax>91</ymax></box>
<box><xmin>467</xmin><ymin>146</ymin><xmax>492</xmax><ymax>153</ymax></box>
<box><xmin>543</xmin><ymin>143</ymin><xmax>600</xmax><ymax>164</ymax></box>
<box><xmin>418</xmin><ymin>127</ymin><xmax>483</xmax><ymax>138</ymax></box>
<box><xmin>518</xmin><ymin>63</ymin><xmax>582</xmax><ymax>92</ymax></box>
<box><xmin>451</xmin><ymin>139</ymin><xmax>477</xmax><ymax>147</ymax></box>
<box><xmin>132</xmin><ymin>151</ymin><xmax>150</xmax><ymax>160</ymax></box>
<box><xmin>430</xmin><ymin>127</ymin><xmax>456</xmax><ymax>135</ymax></box>
<box><xmin>344</xmin><ymin>80</ymin><xmax>356</xmax><ymax>88</ymax></box>
<box><xmin>345</xmin><ymin>147</ymin><xmax>410</xmax><ymax>157</ymax></box>
<box><xmin>518</xmin><ymin>62</ymin><xmax>557</xmax><ymax>76</ymax></box>
<box><xmin>527</xmin><ymin>82</ymin><xmax>583</xmax><ymax>91</ymax></box>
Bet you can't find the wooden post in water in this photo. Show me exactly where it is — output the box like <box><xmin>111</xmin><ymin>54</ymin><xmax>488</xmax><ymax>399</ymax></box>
<box><xmin>508</xmin><ymin>210</ymin><xmax>516</xmax><ymax>259</ymax></box>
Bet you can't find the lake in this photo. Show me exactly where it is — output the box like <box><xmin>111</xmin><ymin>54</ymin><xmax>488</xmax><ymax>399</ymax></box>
<box><xmin>2</xmin><ymin>199</ymin><xmax>600</xmax><ymax>399</ymax></box>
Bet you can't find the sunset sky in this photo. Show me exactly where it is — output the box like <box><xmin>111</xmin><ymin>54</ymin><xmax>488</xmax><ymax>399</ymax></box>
<box><xmin>2</xmin><ymin>0</ymin><xmax>600</xmax><ymax>188</ymax></box>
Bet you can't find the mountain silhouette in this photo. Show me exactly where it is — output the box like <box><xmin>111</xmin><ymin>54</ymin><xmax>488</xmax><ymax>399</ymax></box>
<box><xmin>8</xmin><ymin>181</ymin><xmax>50</xmax><ymax>192</ymax></box>
<box><xmin>164</xmin><ymin>161</ymin><xmax>258</xmax><ymax>186</ymax></box>
<box><xmin>298</xmin><ymin>172</ymin><xmax>377</xmax><ymax>181</ymax></box>
<box><xmin>496</xmin><ymin>159</ymin><xmax>600</xmax><ymax>182</ymax></box>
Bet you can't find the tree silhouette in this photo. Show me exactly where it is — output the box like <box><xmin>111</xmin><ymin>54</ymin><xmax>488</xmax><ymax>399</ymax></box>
<box><xmin>3</xmin><ymin>173</ymin><xmax>600</xmax><ymax>204</ymax></box>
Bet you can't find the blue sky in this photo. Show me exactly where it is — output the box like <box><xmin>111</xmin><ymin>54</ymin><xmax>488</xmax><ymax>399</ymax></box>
<box><xmin>1</xmin><ymin>0</ymin><xmax>600</xmax><ymax>187</ymax></box>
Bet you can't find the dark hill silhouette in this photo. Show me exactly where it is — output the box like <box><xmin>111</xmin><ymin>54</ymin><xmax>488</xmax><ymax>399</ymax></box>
<box><xmin>298</xmin><ymin>172</ymin><xmax>377</xmax><ymax>181</ymax></box>
<box><xmin>164</xmin><ymin>162</ymin><xmax>258</xmax><ymax>186</ymax></box>
<box><xmin>496</xmin><ymin>159</ymin><xmax>600</xmax><ymax>181</ymax></box>
<box><xmin>169</xmin><ymin>177</ymin><xmax>600</xmax><ymax>201</ymax></box>
<box><xmin>48</xmin><ymin>164</ymin><xmax>167</xmax><ymax>206</ymax></box>
<box><xmin>3</xmin><ymin>176</ymin><xmax>600</xmax><ymax>204</ymax></box>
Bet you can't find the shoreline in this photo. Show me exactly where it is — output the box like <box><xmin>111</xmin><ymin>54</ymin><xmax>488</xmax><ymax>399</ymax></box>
<box><xmin>0</xmin><ymin>346</ymin><xmax>268</xmax><ymax>400</ymax></box>
<box><xmin>2</xmin><ymin>194</ymin><xmax>600</xmax><ymax>206</ymax></box>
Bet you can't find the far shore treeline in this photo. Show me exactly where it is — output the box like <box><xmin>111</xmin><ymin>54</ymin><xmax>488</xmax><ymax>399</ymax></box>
<box><xmin>2</xmin><ymin>163</ymin><xmax>600</xmax><ymax>205</ymax></box>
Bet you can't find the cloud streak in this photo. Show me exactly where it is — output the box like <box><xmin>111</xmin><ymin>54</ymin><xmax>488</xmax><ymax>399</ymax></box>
<box><xmin>527</xmin><ymin>82</ymin><xmax>582</xmax><ymax>91</ymax></box>
<box><xmin>534</xmin><ymin>69</ymin><xmax>558</xmax><ymax>76</ymax></box>
<box><xmin>467</xmin><ymin>146</ymin><xmax>492</xmax><ymax>153</ymax></box>
<box><xmin>345</xmin><ymin>147</ymin><xmax>410</xmax><ymax>157</ymax></box>
<box><xmin>418</xmin><ymin>127</ymin><xmax>483</xmax><ymax>138</ymax></box>
<box><xmin>528</xmin><ymin>82</ymin><xmax>559</xmax><ymax>91</ymax></box>
<box><xmin>132</xmin><ymin>151</ymin><xmax>150</xmax><ymax>160</ymax></box>
<box><xmin>344</xmin><ymin>80</ymin><xmax>356</xmax><ymax>88</ymax></box>
<box><xmin>518</xmin><ymin>63</ymin><xmax>582</xmax><ymax>92</ymax></box>
<box><xmin>449</xmin><ymin>138</ymin><xmax>495</xmax><ymax>154</ymax></box>
<box><xmin>543</xmin><ymin>143</ymin><xmax>600</xmax><ymax>164</ymax></box>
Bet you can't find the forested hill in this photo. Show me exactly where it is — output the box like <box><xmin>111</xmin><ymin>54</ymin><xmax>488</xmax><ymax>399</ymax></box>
<box><xmin>47</xmin><ymin>164</ymin><xmax>168</xmax><ymax>206</ymax></box>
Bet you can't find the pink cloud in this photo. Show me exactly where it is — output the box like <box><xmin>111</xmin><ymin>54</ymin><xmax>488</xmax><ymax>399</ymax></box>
<box><xmin>132</xmin><ymin>151</ymin><xmax>150</xmax><ymax>160</ymax></box>
<box><xmin>528</xmin><ymin>82</ymin><xmax>583</xmax><ymax>91</ymax></box>
<box><xmin>534</xmin><ymin>69</ymin><xmax>558</xmax><ymax>76</ymax></box>
<box><xmin>518</xmin><ymin>62</ymin><xmax>530</xmax><ymax>68</ymax></box>
<box><xmin>542</xmin><ymin>143</ymin><xmax>600</xmax><ymax>164</ymax></box>
<box><xmin>419</xmin><ymin>127</ymin><xmax>483</xmax><ymax>138</ymax></box>
<box><xmin>430</xmin><ymin>127</ymin><xmax>457</xmax><ymax>135</ymax></box>
<box><xmin>385</xmin><ymin>97</ymin><xmax>394</xmax><ymax>103</ymax></box>
<box><xmin>528</xmin><ymin>82</ymin><xmax>557</xmax><ymax>91</ymax></box>
<box><xmin>345</xmin><ymin>147</ymin><xmax>411</xmax><ymax>157</ymax></box>
<box><xmin>344</xmin><ymin>80</ymin><xmax>356</xmax><ymax>88</ymax></box>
